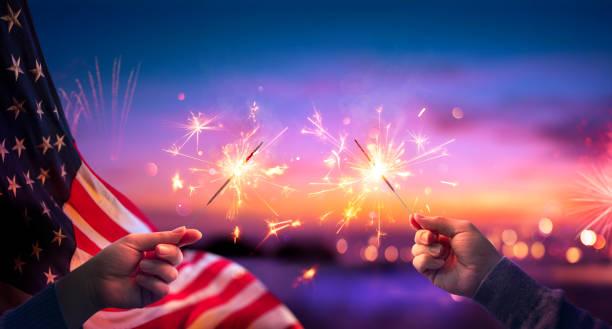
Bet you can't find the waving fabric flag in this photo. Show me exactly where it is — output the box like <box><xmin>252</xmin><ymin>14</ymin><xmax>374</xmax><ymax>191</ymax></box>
<box><xmin>0</xmin><ymin>1</ymin><xmax>302</xmax><ymax>328</ymax></box>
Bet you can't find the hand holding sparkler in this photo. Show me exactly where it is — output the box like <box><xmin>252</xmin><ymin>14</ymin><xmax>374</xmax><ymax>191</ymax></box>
<box><xmin>410</xmin><ymin>213</ymin><xmax>500</xmax><ymax>297</ymax></box>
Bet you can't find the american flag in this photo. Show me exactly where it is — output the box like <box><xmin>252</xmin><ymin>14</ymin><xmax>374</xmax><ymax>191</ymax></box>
<box><xmin>0</xmin><ymin>1</ymin><xmax>302</xmax><ymax>328</ymax></box>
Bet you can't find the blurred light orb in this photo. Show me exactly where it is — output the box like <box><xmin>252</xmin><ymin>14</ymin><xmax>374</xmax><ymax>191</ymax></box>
<box><xmin>364</xmin><ymin>245</ymin><xmax>378</xmax><ymax>262</ymax></box>
<box><xmin>531</xmin><ymin>242</ymin><xmax>546</xmax><ymax>259</ymax></box>
<box><xmin>146</xmin><ymin>162</ymin><xmax>158</xmax><ymax>177</ymax></box>
<box><xmin>342</xmin><ymin>117</ymin><xmax>351</xmax><ymax>125</ymax></box>
<box><xmin>177</xmin><ymin>93</ymin><xmax>185</xmax><ymax>101</ymax></box>
<box><xmin>367</xmin><ymin>235</ymin><xmax>379</xmax><ymax>247</ymax></box>
<box><xmin>513</xmin><ymin>241</ymin><xmax>529</xmax><ymax>259</ymax></box>
<box><xmin>501</xmin><ymin>229</ymin><xmax>518</xmax><ymax>246</ymax></box>
<box><xmin>257</xmin><ymin>85</ymin><xmax>264</xmax><ymax>92</ymax></box>
<box><xmin>566</xmin><ymin>247</ymin><xmax>582</xmax><ymax>263</ymax></box>
<box><xmin>502</xmin><ymin>244</ymin><xmax>514</xmax><ymax>258</ymax></box>
<box><xmin>336</xmin><ymin>238</ymin><xmax>348</xmax><ymax>254</ymax></box>
<box><xmin>175</xmin><ymin>199</ymin><xmax>192</xmax><ymax>216</ymax></box>
<box><xmin>384</xmin><ymin>245</ymin><xmax>399</xmax><ymax>262</ymax></box>
<box><xmin>424</xmin><ymin>187</ymin><xmax>432</xmax><ymax>195</ymax></box>
<box><xmin>594</xmin><ymin>235</ymin><xmax>606</xmax><ymax>250</ymax></box>
<box><xmin>538</xmin><ymin>217</ymin><xmax>553</xmax><ymax>235</ymax></box>
<box><xmin>208</xmin><ymin>168</ymin><xmax>216</xmax><ymax>175</ymax></box>
<box><xmin>400</xmin><ymin>247</ymin><xmax>413</xmax><ymax>263</ymax></box>
<box><xmin>452</xmin><ymin>107</ymin><xmax>464</xmax><ymax>119</ymax></box>
<box><xmin>580</xmin><ymin>229</ymin><xmax>597</xmax><ymax>246</ymax></box>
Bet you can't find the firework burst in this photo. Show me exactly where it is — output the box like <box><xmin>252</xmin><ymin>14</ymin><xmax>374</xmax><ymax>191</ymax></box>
<box><xmin>304</xmin><ymin>106</ymin><xmax>454</xmax><ymax>245</ymax></box>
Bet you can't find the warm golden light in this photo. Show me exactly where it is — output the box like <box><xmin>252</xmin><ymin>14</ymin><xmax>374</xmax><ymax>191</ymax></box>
<box><xmin>293</xmin><ymin>266</ymin><xmax>317</xmax><ymax>287</ymax></box>
<box><xmin>530</xmin><ymin>242</ymin><xmax>546</xmax><ymax>259</ymax></box>
<box><xmin>501</xmin><ymin>229</ymin><xmax>518</xmax><ymax>246</ymax></box>
<box><xmin>594</xmin><ymin>234</ymin><xmax>606</xmax><ymax>250</ymax></box>
<box><xmin>580</xmin><ymin>229</ymin><xmax>597</xmax><ymax>246</ymax></box>
<box><xmin>513</xmin><ymin>241</ymin><xmax>529</xmax><ymax>259</ymax></box>
<box><xmin>171</xmin><ymin>173</ymin><xmax>184</xmax><ymax>191</ymax></box>
<box><xmin>538</xmin><ymin>217</ymin><xmax>553</xmax><ymax>235</ymax></box>
<box><xmin>364</xmin><ymin>245</ymin><xmax>378</xmax><ymax>262</ymax></box>
<box><xmin>232</xmin><ymin>225</ymin><xmax>240</xmax><ymax>244</ymax></box>
<box><xmin>566</xmin><ymin>247</ymin><xmax>582</xmax><ymax>263</ymax></box>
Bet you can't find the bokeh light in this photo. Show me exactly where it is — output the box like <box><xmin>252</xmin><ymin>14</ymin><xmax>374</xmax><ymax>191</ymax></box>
<box><xmin>513</xmin><ymin>241</ymin><xmax>529</xmax><ymax>259</ymax></box>
<box><xmin>364</xmin><ymin>245</ymin><xmax>378</xmax><ymax>262</ymax></box>
<box><xmin>538</xmin><ymin>217</ymin><xmax>553</xmax><ymax>235</ymax></box>
<box><xmin>451</xmin><ymin>107</ymin><xmax>464</xmax><ymax>119</ymax></box>
<box><xmin>566</xmin><ymin>247</ymin><xmax>582</xmax><ymax>264</ymax></box>
<box><xmin>400</xmin><ymin>247</ymin><xmax>413</xmax><ymax>263</ymax></box>
<box><xmin>530</xmin><ymin>242</ymin><xmax>546</xmax><ymax>259</ymax></box>
<box><xmin>384</xmin><ymin>245</ymin><xmax>399</xmax><ymax>262</ymax></box>
<box><xmin>580</xmin><ymin>230</ymin><xmax>597</xmax><ymax>246</ymax></box>
<box><xmin>175</xmin><ymin>199</ymin><xmax>192</xmax><ymax>216</ymax></box>
<box><xmin>594</xmin><ymin>235</ymin><xmax>606</xmax><ymax>250</ymax></box>
<box><xmin>501</xmin><ymin>229</ymin><xmax>518</xmax><ymax>246</ymax></box>
<box><xmin>146</xmin><ymin>162</ymin><xmax>158</xmax><ymax>177</ymax></box>
<box><xmin>336</xmin><ymin>238</ymin><xmax>348</xmax><ymax>254</ymax></box>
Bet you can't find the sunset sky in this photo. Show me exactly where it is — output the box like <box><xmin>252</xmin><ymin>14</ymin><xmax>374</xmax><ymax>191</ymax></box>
<box><xmin>28</xmin><ymin>0</ymin><xmax>612</xmax><ymax>239</ymax></box>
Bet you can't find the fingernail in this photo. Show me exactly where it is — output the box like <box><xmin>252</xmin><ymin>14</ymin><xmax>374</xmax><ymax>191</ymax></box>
<box><xmin>157</xmin><ymin>245</ymin><xmax>170</xmax><ymax>255</ymax></box>
<box><xmin>172</xmin><ymin>226</ymin><xmax>186</xmax><ymax>233</ymax></box>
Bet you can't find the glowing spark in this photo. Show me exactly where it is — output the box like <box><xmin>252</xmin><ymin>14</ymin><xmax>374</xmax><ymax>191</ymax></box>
<box><xmin>293</xmin><ymin>266</ymin><xmax>317</xmax><ymax>287</ymax></box>
<box><xmin>264</xmin><ymin>165</ymin><xmax>288</xmax><ymax>177</ymax></box>
<box><xmin>172</xmin><ymin>173</ymin><xmax>184</xmax><ymax>191</ymax></box>
<box><xmin>319</xmin><ymin>211</ymin><xmax>333</xmax><ymax>222</ymax></box>
<box><xmin>408</xmin><ymin>131</ymin><xmax>429</xmax><ymax>153</ymax></box>
<box><xmin>232</xmin><ymin>225</ymin><xmax>240</xmax><ymax>244</ymax></box>
<box><xmin>440</xmin><ymin>180</ymin><xmax>458</xmax><ymax>187</ymax></box>
<box><xmin>176</xmin><ymin>112</ymin><xmax>219</xmax><ymax>155</ymax></box>
<box><xmin>418</xmin><ymin>107</ymin><xmax>427</xmax><ymax>118</ymax></box>
<box><xmin>255</xmin><ymin>218</ymin><xmax>302</xmax><ymax>250</ymax></box>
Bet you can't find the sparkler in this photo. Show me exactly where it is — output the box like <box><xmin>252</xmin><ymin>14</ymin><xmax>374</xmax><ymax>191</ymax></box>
<box><xmin>304</xmin><ymin>106</ymin><xmax>454</xmax><ymax>245</ymax></box>
<box><xmin>187</xmin><ymin>141</ymin><xmax>264</xmax><ymax>227</ymax></box>
<box><xmin>572</xmin><ymin>165</ymin><xmax>612</xmax><ymax>237</ymax></box>
<box><xmin>354</xmin><ymin>139</ymin><xmax>412</xmax><ymax>214</ymax></box>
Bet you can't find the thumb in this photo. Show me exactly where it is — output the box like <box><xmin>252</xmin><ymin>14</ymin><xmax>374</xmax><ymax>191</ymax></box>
<box><xmin>412</xmin><ymin>214</ymin><xmax>464</xmax><ymax>238</ymax></box>
<box><xmin>124</xmin><ymin>227</ymin><xmax>196</xmax><ymax>251</ymax></box>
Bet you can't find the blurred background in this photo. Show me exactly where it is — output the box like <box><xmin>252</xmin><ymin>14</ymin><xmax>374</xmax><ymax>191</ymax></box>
<box><xmin>30</xmin><ymin>0</ymin><xmax>612</xmax><ymax>328</ymax></box>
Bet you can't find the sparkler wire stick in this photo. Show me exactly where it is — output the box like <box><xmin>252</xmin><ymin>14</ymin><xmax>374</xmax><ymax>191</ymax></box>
<box><xmin>354</xmin><ymin>139</ymin><xmax>412</xmax><ymax>215</ymax></box>
<box><xmin>187</xmin><ymin>141</ymin><xmax>264</xmax><ymax>226</ymax></box>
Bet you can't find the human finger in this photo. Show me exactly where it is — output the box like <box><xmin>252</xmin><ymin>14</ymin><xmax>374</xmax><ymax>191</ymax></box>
<box><xmin>155</xmin><ymin>244</ymin><xmax>183</xmax><ymax>265</ymax></box>
<box><xmin>139</xmin><ymin>259</ymin><xmax>179</xmax><ymax>284</ymax></box>
<box><xmin>412</xmin><ymin>254</ymin><xmax>445</xmax><ymax>274</ymax></box>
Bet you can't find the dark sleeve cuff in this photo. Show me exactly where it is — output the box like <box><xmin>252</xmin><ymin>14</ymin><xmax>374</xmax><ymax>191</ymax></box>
<box><xmin>1</xmin><ymin>284</ymin><xmax>69</xmax><ymax>329</ymax></box>
<box><xmin>473</xmin><ymin>257</ymin><xmax>564</xmax><ymax>329</ymax></box>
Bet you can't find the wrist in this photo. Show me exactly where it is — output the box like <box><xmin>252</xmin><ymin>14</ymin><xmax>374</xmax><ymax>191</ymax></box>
<box><xmin>56</xmin><ymin>264</ymin><xmax>101</xmax><ymax>329</ymax></box>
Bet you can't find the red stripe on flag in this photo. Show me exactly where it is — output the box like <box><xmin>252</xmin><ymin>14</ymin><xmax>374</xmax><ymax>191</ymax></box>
<box><xmin>284</xmin><ymin>324</ymin><xmax>305</xmax><ymax>329</ymax></box>
<box><xmin>72</xmin><ymin>223</ymin><xmax>101</xmax><ymax>255</ymax></box>
<box><xmin>68</xmin><ymin>179</ymin><xmax>130</xmax><ymax>243</ymax></box>
<box><xmin>176</xmin><ymin>251</ymin><xmax>206</xmax><ymax>272</ymax></box>
<box><xmin>74</xmin><ymin>143</ymin><xmax>157</xmax><ymax>231</ymax></box>
<box><xmin>103</xmin><ymin>258</ymin><xmax>232</xmax><ymax>313</ymax></box>
<box><xmin>132</xmin><ymin>268</ymin><xmax>257</xmax><ymax>329</ymax></box>
<box><xmin>215</xmin><ymin>291</ymin><xmax>282</xmax><ymax>329</ymax></box>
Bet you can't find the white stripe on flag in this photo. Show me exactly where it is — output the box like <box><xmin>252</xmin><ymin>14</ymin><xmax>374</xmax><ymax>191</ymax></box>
<box><xmin>170</xmin><ymin>252</ymin><xmax>220</xmax><ymax>294</ymax></box>
<box><xmin>63</xmin><ymin>203</ymin><xmax>111</xmax><ymax>249</ymax></box>
<box><xmin>247</xmin><ymin>304</ymin><xmax>299</xmax><ymax>329</ymax></box>
<box><xmin>187</xmin><ymin>280</ymin><xmax>268</xmax><ymax>329</ymax></box>
<box><xmin>84</xmin><ymin>262</ymin><xmax>248</xmax><ymax>329</ymax></box>
<box><xmin>69</xmin><ymin>248</ymin><xmax>93</xmax><ymax>271</ymax></box>
<box><xmin>76</xmin><ymin>164</ymin><xmax>152</xmax><ymax>234</ymax></box>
